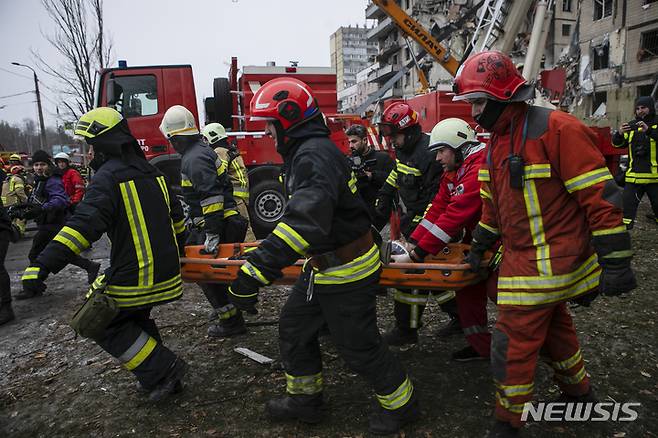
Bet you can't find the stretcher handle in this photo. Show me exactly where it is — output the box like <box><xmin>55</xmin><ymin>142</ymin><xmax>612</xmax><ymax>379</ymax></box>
<box><xmin>180</xmin><ymin>257</ymin><xmax>488</xmax><ymax>271</ymax></box>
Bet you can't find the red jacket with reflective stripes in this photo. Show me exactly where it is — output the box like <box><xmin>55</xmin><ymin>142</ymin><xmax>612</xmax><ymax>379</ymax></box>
<box><xmin>61</xmin><ymin>167</ymin><xmax>85</xmax><ymax>205</ymax></box>
<box><xmin>410</xmin><ymin>148</ymin><xmax>484</xmax><ymax>256</ymax></box>
<box><xmin>478</xmin><ymin>103</ymin><xmax>625</xmax><ymax>307</ymax></box>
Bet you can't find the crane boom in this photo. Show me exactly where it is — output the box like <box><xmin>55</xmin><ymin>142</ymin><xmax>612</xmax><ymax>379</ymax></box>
<box><xmin>372</xmin><ymin>0</ymin><xmax>460</xmax><ymax>76</ymax></box>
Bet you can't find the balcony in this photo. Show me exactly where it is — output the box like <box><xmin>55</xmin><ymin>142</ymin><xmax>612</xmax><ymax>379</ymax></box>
<box><xmin>367</xmin><ymin>17</ymin><xmax>394</xmax><ymax>42</ymax></box>
<box><xmin>368</xmin><ymin>63</ymin><xmax>402</xmax><ymax>84</ymax></box>
<box><xmin>379</xmin><ymin>37</ymin><xmax>400</xmax><ymax>59</ymax></box>
<box><xmin>365</xmin><ymin>2</ymin><xmax>385</xmax><ymax>20</ymax></box>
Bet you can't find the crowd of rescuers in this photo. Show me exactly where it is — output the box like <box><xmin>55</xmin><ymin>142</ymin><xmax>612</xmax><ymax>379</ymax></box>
<box><xmin>0</xmin><ymin>50</ymin><xmax>639</xmax><ymax>437</ymax></box>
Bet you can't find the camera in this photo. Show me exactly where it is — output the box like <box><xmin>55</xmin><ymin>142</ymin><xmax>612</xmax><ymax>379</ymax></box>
<box><xmin>627</xmin><ymin>121</ymin><xmax>639</xmax><ymax>130</ymax></box>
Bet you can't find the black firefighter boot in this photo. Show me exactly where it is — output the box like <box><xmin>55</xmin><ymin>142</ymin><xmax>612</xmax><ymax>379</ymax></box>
<box><xmin>207</xmin><ymin>311</ymin><xmax>247</xmax><ymax>338</ymax></box>
<box><xmin>148</xmin><ymin>358</ymin><xmax>188</xmax><ymax>402</ymax></box>
<box><xmin>266</xmin><ymin>393</ymin><xmax>324</xmax><ymax>424</ymax></box>
<box><xmin>15</xmin><ymin>280</ymin><xmax>46</xmax><ymax>300</ymax></box>
<box><xmin>0</xmin><ymin>302</ymin><xmax>15</xmax><ymax>325</ymax></box>
<box><xmin>368</xmin><ymin>390</ymin><xmax>420</xmax><ymax>435</ymax></box>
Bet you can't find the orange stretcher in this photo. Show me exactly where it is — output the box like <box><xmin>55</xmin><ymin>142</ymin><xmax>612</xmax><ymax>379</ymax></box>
<box><xmin>181</xmin><ymin>242</ymin><xmax>489</xmax><ymax>291</ymax></box>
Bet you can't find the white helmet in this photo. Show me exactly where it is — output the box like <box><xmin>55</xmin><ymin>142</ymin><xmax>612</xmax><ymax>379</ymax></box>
<box><xmin>428</xmin><ymin>118</ymin><xmax>478</xmax><ymax>152</ymax></box>
<box><xmin>54</xmin><ymin>152</ymin><xmax>70</xmax><ymax>162</ymax></box>
<box><xmin>159</xmin><ymin>105</ymin><xmax>199</xmax><ymax>138</ymax></box>
<box><xmin>201</xmin><ymin>123</ymin><xmax>228</xmax><ymax>145</ymax></box>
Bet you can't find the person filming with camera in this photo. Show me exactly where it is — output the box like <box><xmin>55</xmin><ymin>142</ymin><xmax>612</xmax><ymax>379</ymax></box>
<box><xmin>612</xmin><ymin>95</ymin><xmax>658</xmax><ymax>228</ymax></box>
<box><xmin>345</xmin><ymin>125</ymin><xmax>394</xmax><ymax>223</ymax></box>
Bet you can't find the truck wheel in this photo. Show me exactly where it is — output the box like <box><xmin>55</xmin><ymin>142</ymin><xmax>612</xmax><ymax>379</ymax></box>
<box><xmin>213</xmin><ymin>78</ymin><xmax>232</xmax><ymax>129</ymax></box>
<box><xmin>250</xmin><ymin>180</ymin><xmax>286</xmax><ymax>238</ymax></box>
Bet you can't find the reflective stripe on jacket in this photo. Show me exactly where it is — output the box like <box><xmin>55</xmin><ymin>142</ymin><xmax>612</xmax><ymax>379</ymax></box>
<box><xmin>379</xmin><ymin>133</ymin><xmax>443</xmax><ymax>219</ymax></box>
<box><xmin>181</xmin><ymin>140</ymin><xmax>237</xmax><ymax>234</ymax></box>
<box><xmin>612</xmin><ymin>120</ymin><xmax>658</xmax><ymax>184</ymax></box>
<box><xmin>240</xmin><ymin>117</ymin><xmax>378</xmax><ymax>291</ymax></box>
<box><xmin>215</xmin><ymin>146</ymin><xmax>250</xmax><ymax>200</ymax></box>
<box><xmin>37</xmin><ymin>157</ymin><xmax>186</xmax><ymax>309</ymax></box>
<box><xmin>410</xmin><ymin>148</ymin><xmax>485</xmax><ymax>255</ymax></box>
<box><xmin>479</xmin><ymin>104</ymin><xmax>625</xmax><ymax>306</ymax></box>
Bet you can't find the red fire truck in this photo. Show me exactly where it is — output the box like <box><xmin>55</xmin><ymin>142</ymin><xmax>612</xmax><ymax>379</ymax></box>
<box><xmin>95</xmin><ymin>58</ymin><xmax>363</xmax><ymax>236</ymax></box>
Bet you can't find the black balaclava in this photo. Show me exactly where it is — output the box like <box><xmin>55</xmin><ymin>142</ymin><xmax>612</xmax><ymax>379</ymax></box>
<box><xmin>88</xmin><ymin>118</ymin><xmax>146</xmax><ymax>170</ymax></box>
<box><xmin>169</xmin><ymin>134</ymin><xmax>202</xmax><ymax>155</ymax></box>
<box><xmin>475</xmin><ymin>99</ymin><xmax>510</xmax><ymax>131</ymax></box>
<box><xmin>277</xmin><ymin>112</ymin><xmax>329</xmax><ymax>158</ymax></box>
<box><xmin>395</xmin><ymin>124</ymin><xmax>422</xmax><ymax>152</ymax></box>
<box><xmin>213</xmin><ymin>137</ymin><xmax>230</xmax><ymax>149</ymax></box>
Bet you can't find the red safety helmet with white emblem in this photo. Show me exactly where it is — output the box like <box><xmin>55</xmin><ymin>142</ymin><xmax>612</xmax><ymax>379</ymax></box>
<box><xmin>452</xmin><ymin>51</ymin><xmax>534</xmax><ymax>102</ymax></box>
<box><xmin>378</xmin><ymin>102</ymin><xmax>419</xmax><ymax>136</ymax></box>
<box><xmin>250</xmin><ymin>77</ymin><xmax>319</xmax><ymax>131</ymax></box>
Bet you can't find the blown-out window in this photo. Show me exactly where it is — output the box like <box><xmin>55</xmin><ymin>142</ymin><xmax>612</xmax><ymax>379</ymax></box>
<box><xmin>638</xmin><ymin>29</ymin><xmax>658</xmax><ymax>62</ymax></box>
<box><xmin>593</xmin><ymin>0</ymin><xmax>613</xmax><ymax>21</ymax></box>
<box><xmin>592</xmin><ymin>42</ymin><xmax>609</xmax><ymax>70</ymax></box>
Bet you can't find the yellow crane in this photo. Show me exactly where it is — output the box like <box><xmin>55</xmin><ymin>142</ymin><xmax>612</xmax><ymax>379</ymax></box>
<box><xmin>372</xmin><ymin>0</ymin><xmax>461</xmax><ymax>78</ymax></box>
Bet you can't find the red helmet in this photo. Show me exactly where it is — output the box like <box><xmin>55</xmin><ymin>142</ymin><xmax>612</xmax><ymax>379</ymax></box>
<box><xmin>250</xmin><ymin>77</ymin><xmax>319</xmax><ymax>131</ymax></box>
<box><xmin>452</xmin><ymin>51</ymin><xmax>533</xmax><ymax>102</ymax></box>
<box><xmin>379</xmin><ymin>102</ymin><xmax>419</xmax><ymax>136</ymax></box>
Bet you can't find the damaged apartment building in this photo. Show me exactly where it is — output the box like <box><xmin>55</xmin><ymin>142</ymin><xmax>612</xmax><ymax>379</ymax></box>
<box><xmin>337</xmin><ymin>0</ymin><xmax>577</xmax><ymax>113</ymax></box>
<box><xmin>573</xmin><ymin>0</ymin><xmax>658</xmax><ymax>128</ymax></box>
<box><xmin>336</xmin><ymin>0</ymin><xmax>658</xmax><ymax>127</ymax></box>
<box><xmin>361</xmin><ymin>0</ymin><xmax>476</xmax><ymax>108</ymax></box>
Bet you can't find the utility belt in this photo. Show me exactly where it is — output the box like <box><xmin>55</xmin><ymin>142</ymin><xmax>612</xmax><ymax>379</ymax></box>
<box><xmin>309</xmin><ymin>231</ymin><xmax>374</xmax><ymax>271</ymax></box>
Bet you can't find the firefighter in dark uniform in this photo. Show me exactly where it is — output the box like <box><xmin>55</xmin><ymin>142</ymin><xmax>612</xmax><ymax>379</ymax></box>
<box><xmin>612</xmin><ymin>95</ymin><xmax>658</xmax><ymax>228</ymax></box>
<box><xmin>159</xmin><ymin>105</ymin><xmax>247</xmax><ymax>337</ymax></box>
<box><xmin>374</xmin><ymin>102</ymin><xmax>459</xmax><ymax>345</ymax></box>
<box><xmin>21</xmin><ymin>107</ymin><xmax>187</xmax><ymax>401</ymax></box>
<box><xmin>345</xmin><ymin>124</ymin><xmax>395</xmax><ymax>221</ymax></box>
<box><xmin>227</xmin><ymin>77</ymin><xmax>419</xmax><ymax>435</ymax></box>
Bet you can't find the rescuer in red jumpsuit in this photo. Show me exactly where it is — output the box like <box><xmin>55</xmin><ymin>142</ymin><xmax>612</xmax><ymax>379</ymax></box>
<box><xmin>453</xmin><ymin>51</ymin><xmax>637</xmax><ymax>437</ymax></box>
<box><xmin>391</xmin><ymin>117</ymin><xmax>497</xmax><ymax>361</ymax></box>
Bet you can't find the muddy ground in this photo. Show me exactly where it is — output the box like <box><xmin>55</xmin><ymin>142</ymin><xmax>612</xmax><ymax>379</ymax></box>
<box><xmin>1</xmin><ymin>201</ymin><xmax>657</xmax><ymax>438</ymax></box>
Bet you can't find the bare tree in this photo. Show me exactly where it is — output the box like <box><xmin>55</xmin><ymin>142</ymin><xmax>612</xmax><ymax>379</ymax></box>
<box><xmin>32</xmin><ymin>0</ymin><xmax>113</xmax><ymax>120</ymax></box>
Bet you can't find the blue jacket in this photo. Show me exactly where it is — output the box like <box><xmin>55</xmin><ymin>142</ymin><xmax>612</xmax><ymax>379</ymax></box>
<box><xmin>32</xmin><ymin>173</ymin><xmax>69</xmax><ymax>230</ymax></box>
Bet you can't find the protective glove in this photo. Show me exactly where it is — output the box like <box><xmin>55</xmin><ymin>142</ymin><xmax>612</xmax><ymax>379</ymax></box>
<box><xmin>21</xmin><ymin>264</ymin><xmax>49</xmax><ymax>296</ymax></box>
<box><xmin>374</xmin><ymin>195</ymin><xmax>392</xmax><ymax>219</ymax></box>
<box><xmin>598</xmin><ymin>259</ymin><xmax>637</xmax><ymax>296</ymax></box>
<box><xmin>202</xmin><ymin>233</ymin><xmax>221</xmax><ymax>255</ymax></box>
<box><xmin>464</xmin><ymin>224</ymin><xmax>500</xmax><ymax>272</ymax></box>
<box><xmin>592</xmin><ymin>233</ymin><xmax>637</xmax><ymax>297</ymax></box>
<box><xmin>228</xmin><ymin>270</ymin><xmax>261</xmax><ymax>314</ymax></box>
<box><xmin>390</xmin><ymin>253</ymin><xmax>413</xmax><ymax>264</ymax></box>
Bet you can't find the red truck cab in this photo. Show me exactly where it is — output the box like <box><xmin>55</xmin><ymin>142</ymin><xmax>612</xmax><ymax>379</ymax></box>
<box><xmin>95</xmin><ymin>59</ymin><xmax>352</xmax><ymax>237</ymax></box>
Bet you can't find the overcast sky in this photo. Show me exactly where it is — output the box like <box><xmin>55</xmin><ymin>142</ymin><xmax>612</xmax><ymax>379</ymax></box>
<box><xmin>0</xmin><ymin>0</ymin><xmax>372</xmax><ymax>128</ymax></box>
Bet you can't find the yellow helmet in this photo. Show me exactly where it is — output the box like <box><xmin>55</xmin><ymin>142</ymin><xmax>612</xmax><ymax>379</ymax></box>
<box><xmin>201</xmin><ymin>122</ymin><xmax>228</xmax><ymax>145</ymax></box>
<box><xmin>428</xmin><ymin>118</ymin><xmax>478</xmax><ymax>152</ymax></box>
<box><xmin>9</xmin><ymin>154</ymin><xmax>21</xmax><ymax>162</ymax></box>
<box><xmin>75</xmin><ymin>107</ymin><xmax>123</xmax><ymax>139</ymax></box>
